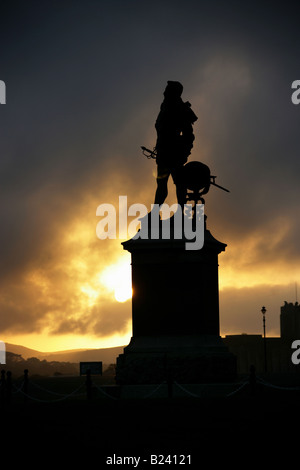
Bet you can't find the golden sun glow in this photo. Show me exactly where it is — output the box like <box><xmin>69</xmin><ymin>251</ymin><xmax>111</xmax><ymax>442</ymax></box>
<box><xmin>80</xmin><ymin>285</ymin><xmax>99</xmax><ymax>306</ymax></box>
<box><xmin>100</xmin><ymin>260</ymin><xmax>132</xmax><ymax>303</ymax></box>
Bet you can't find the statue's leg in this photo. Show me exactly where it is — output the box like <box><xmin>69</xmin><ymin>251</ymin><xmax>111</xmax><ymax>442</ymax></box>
<box><xmin>175</xmin><ymin>183</ymin><xmax>187</xmax><ymax>208</ymax></box>
<box><xmin>171</xmin><ymin>166</ymin><xmax>186</xmax><ymax>208</ymax></box>
<box><xmin>154</xmin><ymin>166</ymin><xmax>170</xmax><ymax>205</ymax></box>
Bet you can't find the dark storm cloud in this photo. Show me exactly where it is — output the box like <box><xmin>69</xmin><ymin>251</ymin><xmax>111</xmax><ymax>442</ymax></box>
<box><xmin>0</xmin><ymin>1</ymin><xmax>300</xmax><ymax>339</ymax></box>
<box><xmin>49</xmin><ymin>300</ymin><xmax>131</xmax><ymax>337</ymax></box>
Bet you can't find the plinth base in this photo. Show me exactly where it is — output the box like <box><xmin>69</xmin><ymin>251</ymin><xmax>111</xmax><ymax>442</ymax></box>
<box><xmin>116</xmin><ymin>335</ymin><xmax>237</xmax><ymax>385</ymax></box>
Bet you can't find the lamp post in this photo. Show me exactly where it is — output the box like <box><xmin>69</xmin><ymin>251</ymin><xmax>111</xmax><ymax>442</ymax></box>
<box><xmin>261</xmin><ymin>306</ymin><xmax>267</xmax><ymax>373</ymax></box>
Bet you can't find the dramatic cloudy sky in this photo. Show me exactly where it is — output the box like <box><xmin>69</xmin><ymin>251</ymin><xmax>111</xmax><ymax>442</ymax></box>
<box><xmin>1</xmin><ymin>0</ymin><xmax>300</xmax><ymax>351</ymax></box>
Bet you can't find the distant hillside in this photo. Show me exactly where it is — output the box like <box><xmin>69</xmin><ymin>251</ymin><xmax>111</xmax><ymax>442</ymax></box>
<box><xmin>40</xmin><ymin>347</ymin><xmax>125</xmax><ymax>364</ymax></box>
<box><xmin>5</xmin><ymin>343</ymin><xmax>43</xmax><ymax>359</ymax></box>
<box><xmin>6</xmin><ymin>343</ymin><xmax>125</xmax><ymax>364</ymax></box>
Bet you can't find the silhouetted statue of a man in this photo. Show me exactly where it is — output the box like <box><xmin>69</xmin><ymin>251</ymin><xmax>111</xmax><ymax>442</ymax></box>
<box><xmin>154</xmin><ymin>81</ymin><xmax>198</xmax><ymax>207</ymax></box>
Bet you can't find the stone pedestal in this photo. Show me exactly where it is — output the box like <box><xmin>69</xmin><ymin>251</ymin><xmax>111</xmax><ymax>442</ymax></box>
<box><xmin>116</xmin><ymin>215</ymin><xmax>236</xmax><ymax>384</ymax></box>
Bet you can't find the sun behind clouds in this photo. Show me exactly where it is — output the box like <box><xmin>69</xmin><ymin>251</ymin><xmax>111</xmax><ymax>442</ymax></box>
<box><xmin>100</xmin><ymin>260</ymin><xmax>132</xmax><ymax>303</ymax></box>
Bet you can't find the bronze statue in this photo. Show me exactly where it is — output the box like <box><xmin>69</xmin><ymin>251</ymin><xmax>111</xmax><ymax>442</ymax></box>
<box><xmin>141</xmin><ymin>82</ymin><xmax>229</xmax><ymax>209</ymax></box>
<box><xmin>153</xmin><ymin>81</ymin><xmax>198</xmax><ymax>206</ymax></box>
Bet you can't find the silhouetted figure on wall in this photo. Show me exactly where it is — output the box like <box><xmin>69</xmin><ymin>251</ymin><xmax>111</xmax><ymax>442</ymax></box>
<box><xmin>154</xmin><ymin>81</ymin><xmax>198</xmax><ymax>206</ymax></box>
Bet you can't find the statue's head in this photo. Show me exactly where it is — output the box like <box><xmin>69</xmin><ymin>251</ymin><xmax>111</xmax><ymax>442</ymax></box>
<box><xmin>164</xmin><ymin>81</ymin><xmax>183</xmax><ymax>99</ymax></box>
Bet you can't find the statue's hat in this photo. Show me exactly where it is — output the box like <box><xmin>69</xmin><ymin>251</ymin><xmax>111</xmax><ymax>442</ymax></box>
<box><xmin>165</xmin><ymin>81</ymin><xmax>183</xmax><ymax>97</ymax></box>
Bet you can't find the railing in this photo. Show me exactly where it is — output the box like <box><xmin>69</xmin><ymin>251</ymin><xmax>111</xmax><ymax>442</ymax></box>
<box><xmin>0</xmin><ymin>369</ymin><xmax>118</xmax><ymax>405</ymax></box>
<box><xmin>1</xmin><ymin>367</ymin><xmax>300</xmax><ymax>406</ymax></box>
